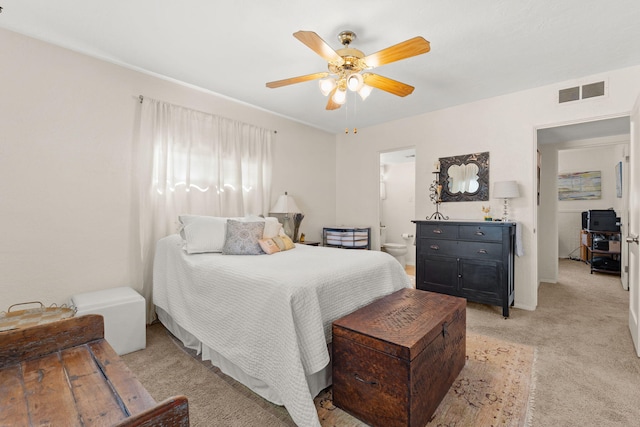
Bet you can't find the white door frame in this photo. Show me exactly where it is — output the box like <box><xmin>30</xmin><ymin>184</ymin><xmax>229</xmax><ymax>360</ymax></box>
<box><xmin>628</xmin><ymin>95</ymin><xmax>640</xmax><ymax>357</ymax></box>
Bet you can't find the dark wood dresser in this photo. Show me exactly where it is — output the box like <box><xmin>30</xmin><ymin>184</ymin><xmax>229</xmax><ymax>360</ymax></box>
<box><xmin>413</xmin><ymin>220</ymin><xmax>516</xmax><ymax>317</ymax></box>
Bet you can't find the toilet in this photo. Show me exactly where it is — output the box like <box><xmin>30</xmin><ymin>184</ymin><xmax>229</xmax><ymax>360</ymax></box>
<box><xmin>380</xmin><ymin>226</ymin><xmax>409</xmax><ymax>267</ymax></box>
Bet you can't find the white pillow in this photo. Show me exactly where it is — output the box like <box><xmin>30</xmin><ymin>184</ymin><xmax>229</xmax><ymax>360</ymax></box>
<box><xmin>263</xmin><ymin>217</ymin><xmax>283</xmax><ymax>239</ymax></box>
<box><xmin>178</xmin><ymin>215</ymin><xmax>228</xmax><ymax>254</ymax></box>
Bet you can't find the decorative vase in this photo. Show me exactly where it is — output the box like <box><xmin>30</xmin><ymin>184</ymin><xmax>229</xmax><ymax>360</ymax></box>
<box><xmin>292</xmin><ymin>213</ymin><xmax>305</xmax><ymax>243</ymax></box>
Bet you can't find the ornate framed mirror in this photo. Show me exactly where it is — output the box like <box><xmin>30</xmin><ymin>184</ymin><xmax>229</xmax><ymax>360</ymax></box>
<box><xmin>438</xmin><ymin>151</ymin><xmax>489</xmax><ymax>202</ymax></box>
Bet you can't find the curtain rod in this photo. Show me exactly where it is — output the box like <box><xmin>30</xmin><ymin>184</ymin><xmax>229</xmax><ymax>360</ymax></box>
<box><xmin>138</xmin><ymin>94</ymin><xmax>277</xmax><ymax>133</ymax></box>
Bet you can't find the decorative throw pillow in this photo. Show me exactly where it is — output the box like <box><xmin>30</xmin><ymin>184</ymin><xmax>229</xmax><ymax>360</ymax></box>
<box><xmin>271</xmin><ymin>234</ymin><xmax>295</xmax><ymax>251</ymax></box>
<box><xmin>258</xmin><ymin>238</ymin><xmax>281</xmax><ymax>255</ymax></box>
<box><xmin>239</xmin><ymin>215</ymin><xmax>282</xmax><ymax>239</ymax></box>
<box><xmin>178</xmin><ymin>215</ymin><xmax>228</xmax><ymax>254</ymax></box>
<box><xmin>222</xmin><ymin>220</ymin><xmax>265</xmax><ymax>255</ymax></box>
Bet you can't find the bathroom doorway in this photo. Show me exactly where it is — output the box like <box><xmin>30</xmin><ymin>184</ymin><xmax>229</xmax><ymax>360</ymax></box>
<box><xmin>379</xmin><ymin>147</ymin><xmax>416</xmax><ymax>268</ymax></box>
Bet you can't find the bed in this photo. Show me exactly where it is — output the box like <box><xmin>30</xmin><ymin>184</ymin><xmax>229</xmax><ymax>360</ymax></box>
<box><xmin>153</xmin><ymin>231</ymin><xmax>411</xmax><ymax>427</ymax></box>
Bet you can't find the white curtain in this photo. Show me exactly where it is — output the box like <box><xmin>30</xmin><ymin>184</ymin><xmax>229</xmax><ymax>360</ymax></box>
<box><xmin>135</xmin><ymin>98</ymin><xmax>273</xmax><ymax>321</ymax></box>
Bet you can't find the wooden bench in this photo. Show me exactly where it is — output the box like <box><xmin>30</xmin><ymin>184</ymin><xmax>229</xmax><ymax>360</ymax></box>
<box><xmin>0</xmin><ymin>314</ymin><xmax>189</xmax><ymax>427</ymax></box>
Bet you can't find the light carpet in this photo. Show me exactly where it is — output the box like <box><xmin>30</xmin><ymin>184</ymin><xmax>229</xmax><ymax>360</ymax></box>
<box><xmin>124</xmin><ymin>324</ymin><xmax>536</xmax><ymax>426</ymax></box>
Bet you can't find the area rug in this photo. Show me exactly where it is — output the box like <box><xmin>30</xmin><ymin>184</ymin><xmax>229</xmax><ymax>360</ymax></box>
<box><xmin>135</xmin><ymin>325</ymin><xmax>536</xmax><ymax>426</ymax></box>
<box><xmin>313</xmin><ymin>333</ymin><xmax>537</xmax><ymax>427</ymax></box>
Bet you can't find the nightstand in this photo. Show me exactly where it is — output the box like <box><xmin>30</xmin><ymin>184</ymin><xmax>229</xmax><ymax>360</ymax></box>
<box><xmin>298</xmin><ymin>241</ymin><xmax>320</xmax><ymax>246</ymax></box>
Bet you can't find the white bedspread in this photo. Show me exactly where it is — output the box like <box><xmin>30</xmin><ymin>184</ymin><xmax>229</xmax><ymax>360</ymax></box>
<box><xmin>153</xmin><ymin>234</ymin><xmax>411</xmax><ymax>427</ymax></box>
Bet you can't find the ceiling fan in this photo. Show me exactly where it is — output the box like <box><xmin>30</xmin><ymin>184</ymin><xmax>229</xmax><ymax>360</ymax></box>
<box><xmin>266</xmin><ymin>30</ymin><xmax>431</xmax><ymax>110</ymax></box>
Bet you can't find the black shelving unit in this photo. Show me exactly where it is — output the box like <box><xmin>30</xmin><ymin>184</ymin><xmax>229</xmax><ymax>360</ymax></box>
<box><xmin>586</xmin><ymin>230</ymin><xmax>621</xmax><ymax>275</ymax></box>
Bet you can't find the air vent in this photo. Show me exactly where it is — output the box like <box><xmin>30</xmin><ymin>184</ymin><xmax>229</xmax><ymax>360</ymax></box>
<box><xmin>582</xmin><ymin>81</ymin><xmax>605</xmax><ymax>99</ymax></box>
<box><xmin>558</xmin><ymin>81</ymin><xmax>606</xmax><ymax>103</ymax></box>
<box><xmin>559</xmin><ymin>87</ymin><xmax>580</xmax><ymax>103</ymax></box>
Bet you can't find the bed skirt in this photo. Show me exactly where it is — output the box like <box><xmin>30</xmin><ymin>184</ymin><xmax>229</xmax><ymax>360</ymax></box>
<box><xmin>155</xmin><ymin>307</ymin><xmax>332</xmax><ymax>405</ymax></box>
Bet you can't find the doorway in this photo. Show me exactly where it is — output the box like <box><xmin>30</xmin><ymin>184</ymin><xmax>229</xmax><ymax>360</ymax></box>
<box><xmin>536</xmin><ymin>116</ymin><xmax>630</xmax><ymax>288</ymax></box>
<box><xmin>379</xmin><ymin>147</ymin><xmax>416</xmax><ymax>267</ymax></box>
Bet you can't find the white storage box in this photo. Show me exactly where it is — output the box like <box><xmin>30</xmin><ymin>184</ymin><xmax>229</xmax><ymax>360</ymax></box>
<box><xmin>71</xmin><ymin>287</ymin><xmax>146</xmax><ymax>355</ymax></box>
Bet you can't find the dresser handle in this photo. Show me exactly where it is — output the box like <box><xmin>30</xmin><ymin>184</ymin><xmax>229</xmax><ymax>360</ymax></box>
<box><xmin>478</xmin><ymin>249</ymin><xmax>488</xmax><ymax>254</ymax></box>
<box><xmin>432</xmin><ymin>228</ymin><xmax>443</xmax><ymax>234</ymax></box>
<box><xmin>475</xmin><ymin>231</ymin><xmax>485</xmax><ymax>236</ymax></box>
<box><xmin>354</xmin><ymin>373</ymin><xmax>377</xmax><ymax>385</ymax></box>
<box><xmin>430</xmin><ymin>245</ymin><xmax>440</xmax><ymax>250</ymax></box>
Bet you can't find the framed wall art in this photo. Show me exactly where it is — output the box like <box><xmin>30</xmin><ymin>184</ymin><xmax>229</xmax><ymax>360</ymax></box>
<box><xmin>557</xmin><ymin>170</ymin><xmax>601</xmax><ymax>201</ymax></box>
<box><xmin>616</xmin><ymin>161</ymin><xmax>622</xmax><ymax>198</ymax></box>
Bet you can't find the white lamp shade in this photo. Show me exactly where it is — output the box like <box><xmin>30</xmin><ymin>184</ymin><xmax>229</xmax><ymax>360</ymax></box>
<box><xmin>347</xmin><ymin>73</ymin><xmax>364</xmax><ymax>92</ymax></box>
<box><xmin>319</xmin><ymin>77</ymin><xmax>336</xmax><ymax>96</ymax></box>
<box><xmin>358</xmin><ymin>84</ymin><xmax>372</xmax><ymax>100</ymax></box>
<box><xmin>332</xmin><ymin>88</ymin><xmax>347</xmax><ymax>105</ymax></box>
<box><xmin>270</xmin><ymin>192</ymin><xmax>301</xmax><ymax>214</ymax></box>
<box><xmin>493</xmin><ymin>181</ymin><xmax>520</xmax><ymax>199</ymax></box>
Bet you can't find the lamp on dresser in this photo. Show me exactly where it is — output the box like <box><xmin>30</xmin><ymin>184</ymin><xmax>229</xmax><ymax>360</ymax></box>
<box><xmin>270</xmin><ymin>192</ymin><xmax>304</xmax><ymax>242</ymax></box>
<box><xmin>493</xmin><ymin>180</ymin><xmax>520</xmax><ymax>221</ymax></box>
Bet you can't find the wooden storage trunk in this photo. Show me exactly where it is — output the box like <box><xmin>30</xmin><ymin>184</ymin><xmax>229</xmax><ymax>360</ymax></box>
<box><xmin>332</xmin><ymin>288</ymin><xmax>466</xmax><ymax>427</ymax></box>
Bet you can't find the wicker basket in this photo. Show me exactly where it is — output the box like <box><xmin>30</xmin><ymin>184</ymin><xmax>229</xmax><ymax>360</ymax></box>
<box><xmin>0</xmin><ymin>301</ymin><xmax>76</xmax><ymax>332</ymax></box>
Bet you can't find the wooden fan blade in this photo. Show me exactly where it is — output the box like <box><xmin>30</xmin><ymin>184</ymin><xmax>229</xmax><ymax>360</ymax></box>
<box><xmin>266</xmin><ymin>72</ymin><xmax>328</xmax><ymax>88</ymax></box>
<box><xmin>362</xmin><ymin>73</ymin><xmax>415</xmax><ymax>97</ymax></box>
<box><xmin>294</xmin><ymin>31</ymin><xmax>344</xmax><ymax>66</ymax></box>
<box><xmin>326</xmin><ymin>88</ymin><xmax>342</xmax><ymax>110</ymax></box>
<box><xmin>363</xmin><ymin>36</ymin><xmax>430</xmax><ymax>68</ymax></box>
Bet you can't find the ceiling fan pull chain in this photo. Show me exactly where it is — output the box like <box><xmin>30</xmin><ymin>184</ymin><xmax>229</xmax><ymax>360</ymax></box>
<box><xmin>345</xmin><ymin>100</ymin><xmax>349</xmax><ymax>134</ymax></box>
<box><xmin>353</xmin><ymin>92</ymin><xmax>358</xmax><ymax>134</ymax></box>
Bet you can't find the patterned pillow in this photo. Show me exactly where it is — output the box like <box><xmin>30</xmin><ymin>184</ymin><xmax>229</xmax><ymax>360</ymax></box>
<box><xmin>222</xmin><ymin>220</ymin><xmax>265</xmax><ymax>255</ymax></box>
<box><xmin>271</xmin><ymin>234</ymin><xmax>296</xmax><ymax>251</ymax></box>
<box><xmin>258</xmin><ymin>238</ymin><xmax>281</xmax><ymax>255</ymax></box>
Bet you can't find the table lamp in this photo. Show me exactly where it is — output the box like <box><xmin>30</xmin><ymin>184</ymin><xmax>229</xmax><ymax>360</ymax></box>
<box><xmin>270</xmin><ymin>192</ymin><xmax>304</xmax><ymax>242</ymax></box>
<box><xmin>493</xmin><ymin>181</ymin><xmax>519</xmax><ymax>221</ymax></box>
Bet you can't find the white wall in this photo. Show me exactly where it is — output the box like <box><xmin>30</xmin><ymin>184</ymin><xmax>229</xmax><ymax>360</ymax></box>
<box><xmin>538</xmin><ymin>142</ymin><xmax>559</xmax><ymax>282</ymax></box>
<box><xmin>0</xmin><ymin>28</ymin><xmax>336</xmax><ymax>308</ymax></box>
<box><xmin>335</xmin><ymin>65</ymin><xmax>640</xmax><ymax>312</ymax></box>
<box><xmin>381</xmin><ymin>162</ymin><xmax>416</xmax><ymax>266</ymax></box>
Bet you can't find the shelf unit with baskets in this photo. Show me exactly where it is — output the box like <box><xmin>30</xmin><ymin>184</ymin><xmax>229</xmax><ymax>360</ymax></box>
<box><xmin>322</xmin><ymin>227</ymin><xmax>371</xmax><ymax>249</ymax></box>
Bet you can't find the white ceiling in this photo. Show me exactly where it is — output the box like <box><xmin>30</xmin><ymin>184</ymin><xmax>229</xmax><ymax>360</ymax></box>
<box><xmin>2</xmin><ymin>1</ymin><xmax>640</xmax><ymax>134</ymax></box>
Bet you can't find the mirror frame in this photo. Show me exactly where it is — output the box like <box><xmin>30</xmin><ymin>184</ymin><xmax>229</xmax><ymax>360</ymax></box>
<box><xmin>438</xmin><ymin>151</ymin><xmax>490</xmax><ymax>202</ymax></box>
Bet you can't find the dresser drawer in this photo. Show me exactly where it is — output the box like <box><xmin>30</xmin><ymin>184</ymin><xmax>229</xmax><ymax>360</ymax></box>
<box><xmin>458</xmin><ymin>241</ymin><xmax>503</xmax><ymax>260</ymax></box>
<box><xmin>419</xmin><ymin>238</ymin><xmax>458</xmax><ymax>257</ymax></box>
<box><xmin>420</xmin><ymin>239</ymin><xmax>502</xmax><ymax>260</ymax></box>
<box><xmin>459</xmin><ymin>225</ymin><xmax>503</xmax><ymax>242</ymax></box>
<box><xmin>417</xmin><ymin>223</ymin><xmax>458</xmax><ymax>239</ymax></box>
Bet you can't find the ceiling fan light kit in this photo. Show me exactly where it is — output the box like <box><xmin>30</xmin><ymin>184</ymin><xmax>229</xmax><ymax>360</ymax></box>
<box><xmin>347</xmin><ymin>73</ymin><xmax>364</xmax><ymax>92</ymax></box>
<box><xmin>358</xmin><ymin>84</ymin><xmax>373</xmax><ymax>101</ymax></box>
<box><xmin>319</xmin><ymin>77</ymin><xmax>336</xmax><ymax>96</ymax></box>
<box><xmin>332</xmin><ymin>88</ymin><xmax>347</xmax><ymax>105</ymax></box>
<box><xmin>266</xmin><ymin>30</ymin><xmax>430</xmax><ymax>110</ymax></box>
